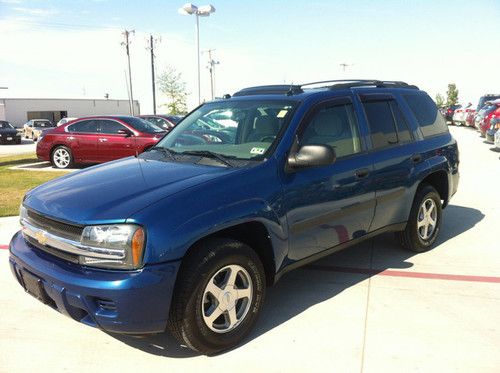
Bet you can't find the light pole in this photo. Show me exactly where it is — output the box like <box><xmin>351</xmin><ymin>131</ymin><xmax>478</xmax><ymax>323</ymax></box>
<box><xmin>178</xmin><ymin>3</ymin><xmax>215</xmax><ymax>105</ymax></box>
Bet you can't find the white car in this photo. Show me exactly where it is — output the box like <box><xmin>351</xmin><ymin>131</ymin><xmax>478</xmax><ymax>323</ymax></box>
<box><xmin>452</xmin><ymin>103</ymin><xmax>472</xmax><ymax>126</ymax></box>
<box><xmin>56</xmin><ymin>117</ymin><xmax>77</xmax><ymax>126</ymax></box>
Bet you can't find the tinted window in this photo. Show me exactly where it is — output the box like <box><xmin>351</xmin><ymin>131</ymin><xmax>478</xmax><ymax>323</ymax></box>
<box><xmin>390</xmin><ymin>101</ymin><xmax>412</xmax><ymax>143</ymax></box>
<box><xmin>98</xmin><ymin>120</ymin><xmax>126</xmax><ymax>134</ymax></box>
<box><xmin>119</xmin><ymin>117</ymin><xmax>164</xmax><ymax>133</ymax></box>
<box><xmin>34</xmin><ymin>121</ymin><xmax>53</xmax><ymax>128</ymax></box>
<box><xmin>403</xmin><ymin>94</ymin><xmax>448</xmax><ymax>137</ymax></box>
<box><xmin>142</xmin><ymin>116</ymin><xmax>169</xmax><ymax>129</ymax></box>
<box><xmin>67</xmin><ymin>120</ymin><xmax>98</xmax><ymax>133</ymax></box>
<box><xmin>0</xmin><ymin>121</ymin><xmax>14</xmax><ymax>129</ymax></box>
<box><xmin>363</xmin><ymin>101</ymin><xmax>398</xmax><ymax>149</ymax></box>
<box><xmin>301</xmin><ymin>103</ymin><xmax>361</xmax><ymax>158</ymax></box>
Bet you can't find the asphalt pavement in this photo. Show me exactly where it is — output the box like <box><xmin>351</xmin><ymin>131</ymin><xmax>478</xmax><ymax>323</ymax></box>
<box><xmin>0</xmin><ymin>126</ymin><xmax>499</xmax><ymax>372</ymax></box>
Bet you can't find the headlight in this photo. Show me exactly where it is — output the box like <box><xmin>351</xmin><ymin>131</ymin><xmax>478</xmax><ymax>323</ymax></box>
<box><xmin>79</xmin><ymin>224</ymin><xmax>145</xmax><ymax>270</ymax></box>
<box><xmin>19</xmin><ymin>204</ymin><xmax>28</xmax><ymax>223</ymax></box>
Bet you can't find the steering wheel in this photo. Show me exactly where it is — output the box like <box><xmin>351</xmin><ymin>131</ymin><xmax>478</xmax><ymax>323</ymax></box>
<box><xmin>259</xmin><ymin>135</ymin><xmax>276</xmax><ymax>142</ymax></box>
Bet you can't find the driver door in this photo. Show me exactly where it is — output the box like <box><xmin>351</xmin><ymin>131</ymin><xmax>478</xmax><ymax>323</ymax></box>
<box><xmin>282</xmin><ymin>97</ymin><xmax>376</xmax><ymax>261</ymax></box>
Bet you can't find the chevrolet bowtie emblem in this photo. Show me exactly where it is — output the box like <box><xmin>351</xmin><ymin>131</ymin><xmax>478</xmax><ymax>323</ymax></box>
<box><xmin>35</xmin><ymin>230</ymin><xmax>48</xmax><ymax>246</ymax></box>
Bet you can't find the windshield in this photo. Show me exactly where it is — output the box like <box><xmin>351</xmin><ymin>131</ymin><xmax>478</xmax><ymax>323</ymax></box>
<box><xmin>156</xmin><ymin>99</ymin><xmax>297</xmax><ymax>160</ymax></box>
<box><xmin>34</xmin><ymin>121</ymin><xmax>53</xmax><ymax>127</ymax></box>
<box><xmin>0</xmin><ymin>121</ymin><xmax>14</xmax><ymax>129</ymax></box>
<box><xmin>121</xmin><ymin>117</ymin><xmax>165</xmax><ymax>133</ymax></box>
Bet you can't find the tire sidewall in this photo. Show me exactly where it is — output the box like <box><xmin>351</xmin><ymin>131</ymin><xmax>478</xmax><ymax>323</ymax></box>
<box><xmin>178</xmin><ymin>243</ymin><xmax>265</xmax><ymax>354</ymax></box>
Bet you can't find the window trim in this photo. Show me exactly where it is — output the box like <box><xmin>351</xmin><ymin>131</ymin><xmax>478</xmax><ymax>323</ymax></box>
<box><xmin>293</xmin><ymin>96</ymin><xmax>365</xmax><ymax>160</ymax></box>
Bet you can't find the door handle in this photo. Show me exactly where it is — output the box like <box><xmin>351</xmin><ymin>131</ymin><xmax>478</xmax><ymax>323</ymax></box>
<box><xmin>355</xmin><ymin>168</ymin><xmax>370</xmax><ymax>179</ymax></box>
<box><xmin>99</xmin><ymin>138</ymin><xmax>108</xmax><ymax>142</ymax></box>
<box><xmin>411</xmin><ymin>154</ymin><xmax>422</xmax><ymax>163</ymax></box>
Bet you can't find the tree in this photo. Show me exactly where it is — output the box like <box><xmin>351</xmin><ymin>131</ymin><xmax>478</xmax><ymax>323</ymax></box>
<box><xmin>157</xmin><ymin>66</ymin><xmax>188</xmax><ymax>115</ymax></box>
<box><xmin>446</xmin><ymin>83</ymin><xmax>459</xmax><ymax>106</ymax></box>
<box><xmin>435</xmin><ymin>93</ymin><xmax>445</xmax><ymax>108</ymax></box>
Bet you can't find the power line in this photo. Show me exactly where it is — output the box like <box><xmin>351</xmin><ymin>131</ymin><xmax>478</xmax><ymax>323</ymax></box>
<box><xmin>203</xmin><ymin>49</ymin><xmax>219</xmax><ymax>100</ymax></box>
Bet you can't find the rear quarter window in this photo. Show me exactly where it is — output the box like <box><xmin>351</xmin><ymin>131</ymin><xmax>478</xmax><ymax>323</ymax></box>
<box><xmin>403</xmin><ymin>94</ymin><xmax>448</xmax><ymax>137</ymax></box>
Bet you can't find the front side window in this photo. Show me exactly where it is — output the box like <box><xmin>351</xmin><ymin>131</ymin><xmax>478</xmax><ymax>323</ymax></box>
<box><xmin>157</xmin><ymin>99</ymin><xmax>297</xmax><ymax>160</ymax></box>
<box><xmin>98</xmin><ymin>120</ymin><xmax>126</xmax><ymax>134</ymax></box>
<box><xmin>67</xmin><ymin>120</ymin><xmax>99</xmax><ymax>133</ymax></box>
<box><xmin>120</xmin><ymin>117</ymin><xmax>164</xmax><ymax>134</ymax></box>
<box><xmin>34</xmin><ymin>121</ymin><xmax>53</xmax><ymax>128</ymax></box>
<box><xmin>300</xmin><ymin>103</ymin><xmax>361</xmax><ymax>158</ymax></box>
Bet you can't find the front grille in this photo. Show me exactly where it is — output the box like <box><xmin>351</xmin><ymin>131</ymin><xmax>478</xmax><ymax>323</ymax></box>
<box><xmin>27</xmin><ymin>209</ymin><xmax>83</xmax><ymax>241</ymax></box>
<box><xmin>25</xmin><ymin>235</ymin><xmax>79</xmax><ymax>264</ymax></box>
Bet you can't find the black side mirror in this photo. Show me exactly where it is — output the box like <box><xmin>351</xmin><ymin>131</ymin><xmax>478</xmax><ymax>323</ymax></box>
<box><xmin>117</xmin><ymin>129</ymin><xmax>133</xmax><ymax>137</ymax></box>
<box><xmin>287</xmin><ymin>144</ymin><xmax>336</xmax><ymax>171</ymax></box>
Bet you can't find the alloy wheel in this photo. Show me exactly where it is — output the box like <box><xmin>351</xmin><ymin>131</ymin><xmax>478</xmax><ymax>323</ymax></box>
<box><xmin>417</xmin><ymin>198</ymin><xmax>437</xmax><ymax>240</ymax></box>
<box><xmin>201</xmin><ymin>264</ymin><xmax>253</xmax><ymax>334</ymax></box>
<box><xmin>53</xmin><ymin>148</ymin><xmax>70</xmax><ymax>168</ymax></box>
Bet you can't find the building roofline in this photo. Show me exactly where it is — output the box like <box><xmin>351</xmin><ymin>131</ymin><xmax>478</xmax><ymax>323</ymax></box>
<box><xmin>0</xmin><ymin>97</ymin><xmax>139</xmax><ymax>102</ymax></box>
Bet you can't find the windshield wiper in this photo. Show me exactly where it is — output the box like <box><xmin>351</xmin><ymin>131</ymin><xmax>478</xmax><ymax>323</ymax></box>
<box><xmin>180</xmin><ymin>150</ymin><xmax>235</xmax><ymax>167</ymax></box>
<box><xmin>151</xmin><ymin>146</ymin><xmax>178</xmax><ymax>161</ymax></box>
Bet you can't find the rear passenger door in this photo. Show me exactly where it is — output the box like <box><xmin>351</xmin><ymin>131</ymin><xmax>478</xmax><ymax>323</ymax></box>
<box><xmin>359</xmin><ymin>94</ymin><xmax>418</xmax><ymax>231</ymax></box>
<box><xmin>66</xmin><ymin>120</ymin><xmax>100</xmax><ymax>162</ymax></box>
<box><xmin>283</xmin><ymin>97</ymin><xmax>376</xmax><ymax>261</ymax></box>
<box><xmin>97</xmin><ymin>119</ymin><xmax>135</xmax><ymax>161</ymax></box>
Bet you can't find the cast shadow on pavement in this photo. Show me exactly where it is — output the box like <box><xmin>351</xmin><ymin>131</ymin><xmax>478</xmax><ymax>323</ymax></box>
<box><xmin>111</xmin><ymin>204</ymin><xmax>484</xmax><ymax>358</ymax></box>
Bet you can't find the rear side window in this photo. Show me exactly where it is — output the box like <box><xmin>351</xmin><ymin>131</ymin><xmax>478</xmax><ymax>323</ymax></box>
<box><xmin>67</xmin><ymin>120</ymin><xmax>98</xmax><ymax>133</ymax></box>
<box><xmin>363</xmin><ymin>101</ymin><xmax>398</xmax><ymax>149</ymax></box>
<box><xmin>403</xmin><ymin>94</ymin><xmax>448</xmax><ymax>137</ymax></box>
<box><xmin>390</xmin><ymin>101</ymin><xmax>412</xmax><ymax>143</ymax></box>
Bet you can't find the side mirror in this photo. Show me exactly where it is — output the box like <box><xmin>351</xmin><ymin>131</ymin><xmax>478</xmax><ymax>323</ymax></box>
<box><xmin>287</xmin><ymin>144</ymin><xmax>336</xmax><ymax>170</ymax></box>
<box><xmin>117</xmin><ymin>129</ymin><xmax>133</xmax><ymax>137</ymax></box>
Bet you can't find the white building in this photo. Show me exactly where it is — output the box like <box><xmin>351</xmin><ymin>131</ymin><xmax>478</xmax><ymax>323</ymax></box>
<box><xmin>0</xmin><ymin>98</ymin><xmax>140</xmax><ymax>127</ymax></box>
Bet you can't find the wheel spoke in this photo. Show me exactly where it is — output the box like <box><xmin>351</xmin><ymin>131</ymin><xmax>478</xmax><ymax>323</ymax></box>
<box><xmin>427</xmin><ymin>203</ymin><xmax>435</xmax><ymax>215</ymax></box>
<box><xmin>422</xmin><ymin>224</ymin><xmax>429</xmax><ymax>239</ymax></box>
<box><xmin>227</xmin><ymin>307</ymin><xmax>238</xmax><ymax>328</ymax></box>
<box><xmin>237</xmin><ymin>287</ymin><xmax>251</xmax><ymax>300</ymax></box>
<box><xmin>417</xmin><ymin>219</ymin><xmax>426</xmax><ymax>228</ymax></box>
<box><xmin>205</xmin><ymin>280</ymin><xmax>222</xmax><ymax>297</ymax></box>
<box><xmin>205</xmin><ymin>307</ymin><xmax>223</xmax><ymax>325</ymax></box>
<box><xmin>428</xmin><ymin>215</ymin><xmax>436</xmax><ymax>227</ymax></box>
<box><xmin>225</xmin><ymin>266</ymin><xmax>239</xmax><ymax>287</ymax></box>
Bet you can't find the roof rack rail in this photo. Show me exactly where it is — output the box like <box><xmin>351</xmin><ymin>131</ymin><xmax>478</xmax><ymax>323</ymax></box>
<box><xmin>232</xmin><ymin>80</ymin><xmax>418</xmax><ymax>97</ymax></box>
<box><xmin>233</xmin><ymin>85</ymin><xmax>302</xmax><ymax>97</ymax></box>
<box><xmin>300</xmin><ymin>79</ymin><xmax>418</xmax><ymax>90</ymax></box>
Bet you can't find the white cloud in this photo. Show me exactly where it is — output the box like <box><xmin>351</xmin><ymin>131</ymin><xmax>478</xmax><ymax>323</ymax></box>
<box><xmin>12</xmin><ymin>6</ymin><xmax>58</xmax><ymax>16</ymax></box>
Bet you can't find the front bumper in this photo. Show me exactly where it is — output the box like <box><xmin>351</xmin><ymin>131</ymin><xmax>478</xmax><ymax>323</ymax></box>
<box><xmin>9</xmin><ymin>231</ymin><xmax>180</xmax><ymax>334</ymax></box>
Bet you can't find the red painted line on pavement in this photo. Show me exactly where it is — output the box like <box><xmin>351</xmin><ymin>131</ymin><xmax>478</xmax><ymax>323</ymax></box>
<box><xmin>0</xmin><ymin>244</ymin><xmax>9</xmax><ymax>250</ymax></box>
<box><xmin>306</xmin><ymin>265</ymin><xmax>500</xmax><ymax>284</ymax></box>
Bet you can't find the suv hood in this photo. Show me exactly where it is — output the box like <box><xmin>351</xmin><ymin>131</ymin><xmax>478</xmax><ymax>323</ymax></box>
<box><xmin>24</xmin><ymin>156</ymin><xmax>236</xmax><ymax>224</ymax></box>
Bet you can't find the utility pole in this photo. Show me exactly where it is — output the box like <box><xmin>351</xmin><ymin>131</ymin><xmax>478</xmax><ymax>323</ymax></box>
<box><xmin>203</xmin><ymin>48</ymin><xmax>219</xmax><ymax>100</ymax></box>
<box><xmin>122</xmin><ymin>29</ymin><xmax>135</xmax><ymax>115</ymax></box>
<box><xmin>147</xmin><ymin>35</ymin><xmax>160</xmax><ymax>115</ymax></box>
<box><xmin>339</xmin><ymin>63</ymin><xmax>353</xmax><ymax>72</ymax></box>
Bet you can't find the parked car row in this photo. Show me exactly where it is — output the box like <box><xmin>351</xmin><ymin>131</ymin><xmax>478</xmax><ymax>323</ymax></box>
<box><xmin>444</xmin><ymin>95</ymin><xmax>500</xmax><ymax>151</ymax></box>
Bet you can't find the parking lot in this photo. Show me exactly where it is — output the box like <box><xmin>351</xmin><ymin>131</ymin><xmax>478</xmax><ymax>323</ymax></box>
<box><xmin>0</xmin><ymin>126</ymin><xmax>498</xmax><ymax>372</ymax></box>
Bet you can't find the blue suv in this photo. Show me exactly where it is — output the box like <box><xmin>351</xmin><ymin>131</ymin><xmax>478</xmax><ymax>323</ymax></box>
<box><xmin>9</xmin><ymin>80</ymin><xmax>459</xmax><ymax>354</ymax></box>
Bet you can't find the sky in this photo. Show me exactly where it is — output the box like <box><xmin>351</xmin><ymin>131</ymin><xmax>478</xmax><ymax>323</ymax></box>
<box><xmin>1</xmin><ymin>0</ymin><xmax>499</xmax><ymax>113</ymax></box>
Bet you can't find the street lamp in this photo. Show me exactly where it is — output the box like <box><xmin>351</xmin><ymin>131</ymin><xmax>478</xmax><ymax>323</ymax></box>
<box><xmin>179</xmin><ymin>3</ymin><xmax>215</xmax><ymax>104</ymax></box>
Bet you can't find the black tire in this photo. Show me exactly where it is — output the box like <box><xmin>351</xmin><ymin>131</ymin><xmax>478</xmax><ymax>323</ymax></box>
<box><xmin>168</xmin><ymin>238</ymin><xmax>266</xmax><ymax>355</ymax></box>
<box><xmin>398</xmin><ymin>184</ymin><xmax>442</xmax><ymax>252</ymax></box>
<box><xmin>51</xmin><ymin>145</ymin><xmax>73</xmax><ymax>169</ymax></box>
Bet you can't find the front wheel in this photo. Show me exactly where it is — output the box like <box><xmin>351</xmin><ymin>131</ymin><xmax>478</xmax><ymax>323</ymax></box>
<box><xmin>398</xmin><ymin>184</ymin><xmax>442</xmax><ymax>252</ymax></box>
<box><xmin>168</xmin><ymin>238</ymin><xmax>265</xmax><ymax>355</ymax></box>
<box><xmin>51</xmin><ymin>146</ymin><xmax>73</xmax><ymax>169</ymax></box>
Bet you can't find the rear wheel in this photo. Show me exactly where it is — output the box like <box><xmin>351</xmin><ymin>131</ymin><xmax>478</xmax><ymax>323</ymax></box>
<box><xmin>51</xmin><ymin>146</ymin><xmax>73</xmax><ymax>169</ymax></box>
<box><xmin>398</xmin><ymin>184</ymin><xmax>442</xmax><ymax>252</ymax></box>
<box><xmin>168</xmin><ymin>238</ymin><xmax>265</xmax><ymax>355</ymax></box>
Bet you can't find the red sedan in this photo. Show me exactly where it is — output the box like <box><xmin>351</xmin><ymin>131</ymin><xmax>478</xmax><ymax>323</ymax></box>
<box><xmin>36</xmin><ymin>116</ymin><xmax>166</xmax><ymax>169</ymax></box>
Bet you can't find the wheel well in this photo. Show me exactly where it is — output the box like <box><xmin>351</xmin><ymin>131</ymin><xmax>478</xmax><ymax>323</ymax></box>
<box><xmin>421</xmin><ymin>171</ymin><xmax>449</xmax><ymax>207</ymax></box>
<box><xmin>188</xmin><ymin>222</ymin><xmax>276</xmax><ymax>286</ymax></box>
